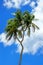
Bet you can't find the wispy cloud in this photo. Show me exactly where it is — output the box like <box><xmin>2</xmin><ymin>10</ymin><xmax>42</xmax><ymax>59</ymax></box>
<box><xmin>3</xmin><ymin>0</ymin><xmax>37</xmax><ymax>9</ymax></box>
<box><xmin>3</xmin><ymin>0</ymin><xmax>13</xmax><ymax>8</ymax></box>
<box><xmin>22</xmin><ymin>0</ymin><xmax>30</xmax><ymax>5</ymax></box>
<box><xmin>30</xmin><ymin>1</ymin><xmax>35</xmax><ymax>8</ymax></box>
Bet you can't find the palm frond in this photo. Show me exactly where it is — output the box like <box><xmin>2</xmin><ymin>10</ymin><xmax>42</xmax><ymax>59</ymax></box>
<box><xmin>8</xmin><ymin>18</ymin><xmax>14</xmax><ymax>24</ymax></box>
<box><xmin>6</xmin><ymin>27</ymin><xmax>14</xmax><ymax>38</ymax></box>
<box><xmin>5</xmin><ymin>25</ymin><xmax>11</xmax><ymax>32</ymax></box>
<box><xmin>13</xmin><ymin>32</ymin><xmax>17</xmax><ymax>40</ymax></box>
<box><xmin>6</xmin><ymin>32</ymin><xmax>10</xmax><ymax>39</ymax></box>
<box><xmin>7</xmin><ymin>33</ymin><xmax>13</xmax><ymax>40</ymax></box>
<box><xmin>27</xmin><ymin>27</ymin><xmax>30</xmax><ymax>36</ymax></box>
<box><xmin>32</xmin><ymin>23</ymin><xmax>39</xmax><ymax>30</ymax></box>
<box><xmin>32</xmin><ymin>23</ymin><xmax>36</xmax><ymax>32</ymax></box>
<box><xmin>17</xmin><ymin>30</ymin><xmax>22</xmax><ymax>38</ymax></box>
<box><xmin>15</xmin><ymin>10</ymin><xmax>22</xmax><ymax>21</ymax></box>
<box><xmin>33</xmin><ymin>19</ymin><xmax>39</xmax><ymax>21</ymax></box>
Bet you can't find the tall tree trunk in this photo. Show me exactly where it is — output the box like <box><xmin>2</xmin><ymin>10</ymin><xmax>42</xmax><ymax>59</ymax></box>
<box><xmin>17</xmin><ymin>30</ymin><xmax>24</xmax><ymax>65</ymax></box>
<box><xmin>18</xmin><ymin>43</ymin><xmax>24</xmax><ymax>65</ymax></box>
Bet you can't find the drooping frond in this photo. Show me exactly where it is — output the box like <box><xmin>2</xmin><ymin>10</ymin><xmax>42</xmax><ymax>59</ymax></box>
<box><xmin>31</xmin><ymin>15</ymin><xmax>35</xmax><ymax>20</ymax></box>
<box><xmin>33</xmin><ymin>19</ymin><xmax>39</xmax><ymax>21</ymax></box>
<box><xmin>27</xmin><ymin>26</ymin><xmax>30</xmax><ymax>36</ymax></box>
<box><xmin>32</xmin><ymin>23</ymin><xmax>39</xmax><ymax>32</ymax></box>
<box><xmin>6</xmin><ymin>27</ymin><xmax>14</xmax><ymax>40</ymax></box>
<box><xmin>15</xmin><ymin>10</ymin><xmax>22</xmax><ymax>21</ymax></box>
<box><xmin>6</xmin><ymin>33</ymin><xmax>13</xmax><ymax>40</ymax></box>
<box><xmin>17</xmin><ymin>30</ymin><xmax>22</xmax><ymax>38</ymax></box>
<box><xmin>32</xmin><ymin>23</ymin><xmax>35</xmax><ymax>32</ymax></box>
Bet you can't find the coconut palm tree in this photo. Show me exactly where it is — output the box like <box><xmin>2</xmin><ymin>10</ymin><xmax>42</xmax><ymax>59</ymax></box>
<box><xmin>5</xmin><ymin>10</ymin><xmax>39</xmax><ymax>65</ymax></box>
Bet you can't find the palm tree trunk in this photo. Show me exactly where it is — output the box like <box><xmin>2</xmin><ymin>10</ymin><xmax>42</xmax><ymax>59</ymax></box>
<box><xmin>17</xmin><ymin>30</ymin><xmax>24</xmax><ymax>65</ymax></box>
<box><xmin>18</xmin><ymin>42</ymin><xmax>24</xmax><ymax>65</ymax></box>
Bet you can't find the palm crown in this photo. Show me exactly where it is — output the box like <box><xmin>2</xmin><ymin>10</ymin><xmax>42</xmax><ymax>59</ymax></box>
<box><xmin>5</xmin><ymin>10</ymin><xmax>39</xmax><ymax>41</ymax></box>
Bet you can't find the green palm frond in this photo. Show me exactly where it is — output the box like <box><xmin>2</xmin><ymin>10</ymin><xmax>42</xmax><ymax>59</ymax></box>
<box><xmin>6</xmin><ymin>28</ymin><xmax>13</xmax><ymax>38</ymax></box>
<box><xmin>13</xmin><ymin>32</ymin><xmax>17</xmax><ymax>40</ymax></box>
<box><xmin>31</xmin><ymin>15</ymin><xmax>35</xmax><ymax>20</ymax></box>
<box><xmin>22</xmin><ymin>24</ymin><xmax>27</xmax><ymax>31</ymax></box>
<box><xmin>5</xmin><ymin>27</ymin><xmax>10</xmax><ymax>32</ymax></box>
<box><xmin>5</xmin><ymin>24</ymin><xmax>13</xmax><ymax>32</ymax></box>
<box><xmin>27</xmin><ymin>27</ymin><xmax>30</xmax><ymax>36</ymax></box>
<box><xmin>32</xmin><ymin>23</ymin><xmax>39</xmax><ymax>29</ymax></box>
<box><xmin>8</xmin><ymin>34</ymin><xmax>13</xmax><ymax>40</ymax></box>
<box><xmin>15</xmin><ymin>10</ymin><xmax>22</xmax><ymax>21</ymax></box>
<box><xmin>32</xmin><ymin>23</ymin><xmax>39</xmax><ymax>32</ymax></box>
<box><xmin>7</xmin><ymin>33</ymin><xmax>13</xmax><ymax>40</ymax></box>
<box><xmin>17</xmin><ymin>30</ymin><xmax>22</xmax><ymax>38</ymax></box>
<box><xmin>32</xmin><ymin>23</ymin><xmax>35</xmax><ymax>32</ymax></box>
<box><xmin>33</xmin><ymin>19</ymin><xmax>39</xmax><ymax>21</ymax></box>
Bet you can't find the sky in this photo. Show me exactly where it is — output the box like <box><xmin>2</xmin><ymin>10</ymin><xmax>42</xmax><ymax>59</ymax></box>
<box><xmin>0</xmin><ymin>0</ymin><xmax>43</xmax><ymax>65</ymax></box>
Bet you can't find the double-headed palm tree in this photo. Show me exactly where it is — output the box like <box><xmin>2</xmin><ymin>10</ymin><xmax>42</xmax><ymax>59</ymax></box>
<box><xmin>5</xmin><ymin>10</ymin><xmax>39</xmax><ymax>65</ymax></box>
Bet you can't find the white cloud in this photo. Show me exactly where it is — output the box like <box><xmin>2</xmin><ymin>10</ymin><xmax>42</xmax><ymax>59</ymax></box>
<box><xmin>3</xmin><ymin>0</ymin><xmax>21</xmax><ymax>8</ymax></box>
<box><xmin>16</xmin><ymin>0</ymin><xmax>43</xmax><ymax>54</ymax></box>
<box><xmin>0</xmin><ymin>33</ymin><xmax>14</xmax><ymax>46</ymax></box>
<box><xmin>3</xmin><ymin>0</ymin><xmax>37</xmax><ymax>9</ymax></box>
<box><xmin>3</xmin><ymin>0</ymin><xmax>13</xmax><ymax>8</ymax></box>
<box><xmin>22</xmin><ymin>0</ymin><xmax>30</xmax><ymax>5</ymax></box>
<box><xmin>16</xmin><ymin>32</ymin><xmax>43</xmax><ymax>54</ymax></box>
<box><xmin>30</xmin><ymin>1</ymin><xmax>35</xmax><ymax>8</ymax></box>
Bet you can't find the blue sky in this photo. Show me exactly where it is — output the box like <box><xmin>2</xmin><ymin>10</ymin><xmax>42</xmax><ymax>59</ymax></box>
<box><xmin>0</xmin><ymin>0</ymin><xmax>43</xmax><ymax>65</ymax></box>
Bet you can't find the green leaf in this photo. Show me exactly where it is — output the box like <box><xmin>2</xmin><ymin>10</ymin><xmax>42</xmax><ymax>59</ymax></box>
<box><xmin>17</xmin><ymin>30</ymin><xmax>22</xmax><ymax>38</ymax></box>
<box><xmin>27</xmin><ymin>27</ymin><xmax>30</xmax><ymax>36</ymax></box>
<box><xmin>32</xmin><ymin>23</ymin><xmax>35</xmax><ymax>32</ymax></box>
<box><xmin>7</xmin><ymin>34</ymin><xmax>13</xmax><ymax>40</ymax></box>
<box><xmin>32</xmin><ymin>23</ymin><xmax>39</xmax><ymax>32</ymax></box>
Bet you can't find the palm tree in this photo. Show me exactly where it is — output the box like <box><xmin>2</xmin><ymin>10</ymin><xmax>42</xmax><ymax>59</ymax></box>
<box><xmin>5</xmin><ymin>10</ymin><xmax>39</xmax><ymax>65</ymax></box>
